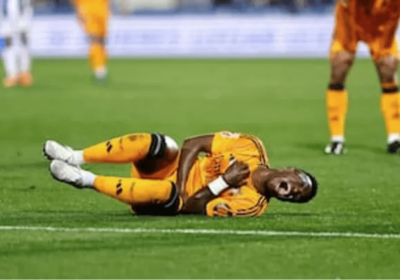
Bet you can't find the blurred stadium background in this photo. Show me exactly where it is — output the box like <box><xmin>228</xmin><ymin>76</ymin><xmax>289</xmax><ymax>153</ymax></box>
<box><xmin>16</xmin><ymin>0</ymin><xmax>354</xmax><ymax>58</ymax></box>
<box><xmin>35</xmin><ymin>0</ymin><xmax>336</xmax><ymax>14</ymax></box>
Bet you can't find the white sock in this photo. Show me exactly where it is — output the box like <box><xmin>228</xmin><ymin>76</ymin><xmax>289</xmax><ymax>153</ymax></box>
<box><xmin>331</xmin><ymin>135</ymin><xmax>345</xmax><ymax>143</ymax></box>
<box><xmin>388</xmin><ymin>133</ymin><xmax>400</xmax><ymax>144</ymax></box>
<box><xmin>18</xmin><ymin>44</ymin><xmax>31</xmax><ymax>73</ymax></box>
<box><xmin>72</xmin><ymin>150</ymin><xmax>85</xmax><ymax>166</ymax></box>
<box><xmin>94</xmin><ymin>66</ymin><xmax>107</xmax><ymax>79</ymax></box>
<box><xmin>81</xmin><ymin>169</ymin><xmax>96</xmax><ymax>188</ymax></box>
<box><xmin>2</xmin><ymin>45</ymin><xmax>18</xmax><ymax>77</ymax></box>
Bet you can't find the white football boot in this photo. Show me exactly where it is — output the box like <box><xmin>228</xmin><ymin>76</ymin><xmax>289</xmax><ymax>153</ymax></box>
<box><xmin>49</xmin><ymin>160</ymin><xmax>95</xmax><ymax>189</ymax></box>
<box><xmin>43</xmin><ymin>140</ymin><xmax>83</xmax><ymax>166</ymax></box>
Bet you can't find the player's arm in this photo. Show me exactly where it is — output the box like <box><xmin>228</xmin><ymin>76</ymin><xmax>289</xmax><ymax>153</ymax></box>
<box><xmin>182</xmin><ymin>160</ymin><xmax>250</xmax><ymax>214</ymax></box>
<box><xmin>176</xmin><ymin>134</ymin><xmax>214</xmax><ymax>198</ymax></box>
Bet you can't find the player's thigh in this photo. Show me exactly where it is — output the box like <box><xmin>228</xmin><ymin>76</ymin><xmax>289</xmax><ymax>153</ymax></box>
<box><xmin>17</xmin><ymin>13</ymin><xmax>32</xmax><ymax>36</ymax></box>
<box><xmin>0</xmin><ymin>13</ymin><xmax>16</xmax><ymax>38</ymax></box>
<box><xmin>97</xmin><ymin>9</ymin><xmax>109</xmax><ymax>38</ymax></box>
<box><xmin>371</xmin><ymin>37</ymin><xmax>399</xmax><ymax>81</ymax></box>
<box><xmin>0</xmin><ymin>19</ymin><xmax>13</xmax><ymax>38</ymax></box>
<box><xmin>370</xmin><ymin>36</ymin><xmax>399</xmax><ymax>61</ymax></box>
<box><xmin>81</xmin><ymin>7</ymin><xmax>108</xmax><ymax>39</ymax></box>
<box><xmin>1</xmin><ymin>5</ymin><xmax>32</xmax><ymax>39</ymax></box>
<box><xmin>330</xmin><ymin>4</ymin><xmax>357</xmax><ymax>58</ymax></box>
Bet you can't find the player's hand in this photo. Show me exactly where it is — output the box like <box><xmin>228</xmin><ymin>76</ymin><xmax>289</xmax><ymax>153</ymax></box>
<box><xmin>222</xmin><ymin>159</ymin><xmax>250</xmax><ymax>187</ymax></box>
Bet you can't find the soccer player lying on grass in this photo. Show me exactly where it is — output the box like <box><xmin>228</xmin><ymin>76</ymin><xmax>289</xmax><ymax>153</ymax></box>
<box><xmin>44</xmin><ymin>132</ymin><xmax>317</xmax><ymax>217</ymax></box>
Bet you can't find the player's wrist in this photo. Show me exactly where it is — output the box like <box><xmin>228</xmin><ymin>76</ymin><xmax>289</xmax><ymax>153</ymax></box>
<box><xmin>208</xmin><ymin>176</ymin><xmax>229</xmax><ymax>196</ymax></box>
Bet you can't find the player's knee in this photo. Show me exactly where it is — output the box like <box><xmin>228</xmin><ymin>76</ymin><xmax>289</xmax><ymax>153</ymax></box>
<box><xmin>331</xmin><ymin>51</ymin><xmax>355</xmax><ymax>67</ymax></box>
<box><xmin>20</xmin><ymin>32</ymin><xmax>28</xmax><ymax>46</ymax></box>
<box><xmin>330</xmin><ymin>52</ymin><xmax>355</xmax><ymax>85</ymax></box>
<box><xmin>90</xmin><ymin>36</ymin><xmax>105</xmax><ymax>45</ymax></box>
<box><xmin>377</xmin><ymin>56</ymin><xmax>398</xmax><ymax>82</ymax></box>
<box><xmin>164</xmin><ymin>135</ymin><xmax>179</xmax><ymax>161</ymax></box>
<box><xmin>148</xmin><ymin>133</ymin><xmax>179</xmax><ymax>161</ymax></box>
<box><xmin>4</xmin><ymin>37</ymin><xmax>12</xmax><ymax>47</ymax></box>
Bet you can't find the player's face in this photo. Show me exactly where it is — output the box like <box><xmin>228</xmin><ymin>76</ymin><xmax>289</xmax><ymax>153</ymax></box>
<box><xmin>268</xmin><ymin>168</ymin><xmax>312</xmax><ymax>202</ymax></box>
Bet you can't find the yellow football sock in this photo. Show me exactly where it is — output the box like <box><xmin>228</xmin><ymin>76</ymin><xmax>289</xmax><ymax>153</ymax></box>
<box><xmin>89</xmin><ymin>42</ymin><xmax>106</xmax><ymax>72</ymax></box>
<box><xmin>326</xmin><ymin>87</ymin><xmax>348</xmax><ymax>139</ymax></box>
<box><xmin>381</xmin><ymin>91</ymin><xmax>400</xmax><ymax>136</ymax></box>
<box><xmin>83</xmin><ymin>133</ymin><xmax>152</xmax><ymax>163</ymax></box>
<box><xmin>93</xmin><ymin>176</ymin><xmax>175</xmax><ymax>207</ymax></box>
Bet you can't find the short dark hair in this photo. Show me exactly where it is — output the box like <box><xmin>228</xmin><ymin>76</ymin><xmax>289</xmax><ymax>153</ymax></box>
<box><xmin>297</xmin><ymin>171</ymin><xmax>318</xmax><ymax>203</ymax></box>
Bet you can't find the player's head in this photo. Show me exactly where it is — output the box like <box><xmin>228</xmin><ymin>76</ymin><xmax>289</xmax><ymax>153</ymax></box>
<box><xmin>263</xmin><ymin>168</ymin><xmax>318</xmax><ymax>203</ymax></box>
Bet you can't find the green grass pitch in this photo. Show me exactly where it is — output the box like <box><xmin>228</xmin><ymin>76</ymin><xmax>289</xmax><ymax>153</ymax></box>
<box><xmin>1</xmin><ymin>59</ymin><xmax>400</xmax><ymax>279</ymax></box>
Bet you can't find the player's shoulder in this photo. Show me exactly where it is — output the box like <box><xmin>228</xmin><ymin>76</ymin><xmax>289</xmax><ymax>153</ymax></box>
<box><xmin>216</xmin><ymin>131</ymin><xmax>262</xmax><ymax>139</ymax></box>
<box><xmin>216</xmin><ymin>131</ymin><xmax>243</xmax><ymax>139</ymax></box>
<box><xmin>214</xmin><ymin>131</ymin><xmax>266</xmax><ymax>151</ymax></box>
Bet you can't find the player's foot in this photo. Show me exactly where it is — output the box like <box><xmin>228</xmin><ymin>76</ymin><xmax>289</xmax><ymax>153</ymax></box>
<box><xmin>324</xmin><ymin>142</ymin><xmax>346</xmax><ymax>155</ymax></box>
<box><xmin>43</xmin><ymin>140</ymin><xmax>83</xmax><ymax>166</ymax></box>
<box><xmin>49</xmin><ymin>160</ymin><xmax>95</xmax><ymax>189</ymax></box>
<box><xmin>3</xmin><ymin>76</ymin><xmax>19</xmax><ymax>88</ymax></box>
<box><xmin>93</xmin><ymin>67</ymin><xmax>107</xmax><ymax>83</ymax></box>
<box><xmin>18</xmin><ymin>71</ymin><xmax>33</xmax><ymax>87</ymax></box>
<box><xmin>388</xmin><ymin>141</ymin><xmax>400</xmax><ymax>154</ymax></box>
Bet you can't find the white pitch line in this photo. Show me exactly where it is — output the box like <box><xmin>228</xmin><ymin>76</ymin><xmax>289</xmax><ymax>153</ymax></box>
<box><xmin>0</xmin><ymin>225</ymin><xmax>400</xmax><ymax>240</ymax></box>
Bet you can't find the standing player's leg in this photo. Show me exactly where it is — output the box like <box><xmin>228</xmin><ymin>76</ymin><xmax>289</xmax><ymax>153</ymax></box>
<box><xmin>2</xmin><ymin>34</ymin><xmax>19</xmax><ymax>87</ymax></box>
<box><xmin>17</xmin><ymin>0</ymin><xmax>33</xmax><ymax>87</ymax></box>
<box><xmin>372</xmin><ymin>40</ymin><xmax>400</xmax><ymax>153</ymax></box>
<box><xmin>325</xmin><ymin>4</ymin><xmax>357</xmax><ymax>155</ymax></box>
<box><xmin>73</xmin><ymin>1</ymin><xmax>108</xmax><ymax>81</ymax></box>
<box><xmin>325</xmin><ymin>51</ymin><xmax>355</xmax><ymax>154</ymax></box>
<box><xmin>81</xmin><ymin>4</ymin><xmax>108</xmax><ymax>81</ymax></box>
<box><xmin>89</xmin><ymin>34</ymin><xmax>107</xmax><ymax>81</ymax></box>
<box><xmin>1</xmin><ymin>0</ymin><xmax>19</xmax><ymax>88</ymax></box>
<box><xmin>17</xmin><ymin>31</ymin><xmax>32</xmax><ymax>86</ymax></box>
<box><xmin>48</xmin><ymin>160</ymin><xmax>182</xmax><ymax>215</ymax></box>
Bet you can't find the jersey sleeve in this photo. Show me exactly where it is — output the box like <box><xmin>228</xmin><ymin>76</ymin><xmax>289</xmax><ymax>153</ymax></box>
<box><xmin>205</xmin><ymin>188</ymin><xmax>268</xmax><ymax>218</ymax></box>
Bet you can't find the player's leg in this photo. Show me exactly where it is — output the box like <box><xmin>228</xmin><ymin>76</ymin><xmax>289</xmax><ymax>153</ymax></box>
<box><xmin>325</xmin><ymin>51</ymin><xmax>355</xmax><ymax>154</ymax></box>
<box><xmin>373</xmin><ymin>41</ymin><xmax>400</xmax><ymax>153</ymax></box>
<box><xmin>75</xmin><ymin>2</ymin><xmax>108</xmax><ymax>81</ymax></box>
<box><xmin>86</xmin><ymin>6</ymin><xmax>108</xmax><ymax>81</ymax></box>
<box><xmin>17</xmin><ymin>31</ymin><xmax>32</xmax><ymax>87</ymax></box>
<box><xmin>325</xmin><ymin>5</ymin><xmax>357</xmax><ymax>154</ymax></box>
<box><xmin>49</xmin><ymin>160</ymin><xmax>182</xmax><ymax>215</ymax></box>
<box><xmin>1</xmin><ymin>0</ymin><xmax>19</xmax><ymax>88</ymax></box>
<box><xmin>16</xmin><ymin>1</ymin><xmax>33</xmax><ymax>87</ymax></box>
<box><xmin>2</xmin><ymin>34</ymin><xmax>19</xmax><ymax>87</ymax></box>
<box><xmin>44</xmin><ymin>133</ymin><xmax>179</xmax><ymax>168</ymax></box>
<box><xmin>89</xmin><ymin>35</ymin><xmax>107</xmax><ymax>81</ymax></box>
